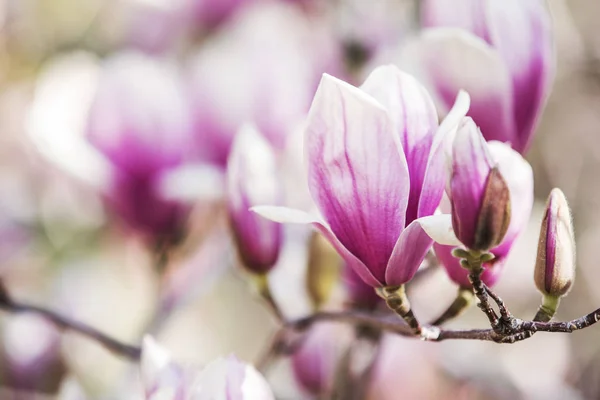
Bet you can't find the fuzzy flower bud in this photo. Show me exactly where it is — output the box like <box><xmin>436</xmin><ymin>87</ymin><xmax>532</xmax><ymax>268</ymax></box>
<box><xmin>227</xmin><ymin>125</ymin><xmax>283</xmax><ymax>274</ymax></box>
<box><xmin>435</xmin><ymin>140</ymin><xmax>533</xmax><ymax>288</ymax></box>
<box><xmin>450</xmin><ymin>117</ymin><xmax>511</xmax><ymax>251</ymax></box>
<box><xmin>534</xmin><ymin>188</ymin><xmax>575</xmax><ymax>298</ymax></box>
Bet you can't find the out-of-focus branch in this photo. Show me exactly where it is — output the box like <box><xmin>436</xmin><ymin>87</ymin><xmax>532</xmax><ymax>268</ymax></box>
<box><xmin>0</xmin><ymin>284</ymin><xmax>141</xmax><ymax>361</ymax></box>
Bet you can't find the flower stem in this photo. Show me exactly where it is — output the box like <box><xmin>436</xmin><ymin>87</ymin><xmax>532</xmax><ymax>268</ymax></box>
<box><xmin>0</xmin><ymin>282</ymin><xmax>140</xmax><ymax>360</ymax></box>
<box><xmin>253</xmin><ymin>273</ymin><xmax>284</xmax><ymax>322</ymax></box>
<box><xmin>376</xmin><ymin>285</ymin><xmax>421</xmax><ymax>334</ymax></box>
<box><xmin>430</xmin><ymin>288</ymin><xmax>474</xmax><ymax>326</ymax></box>
<box><xmin>534</xmin><ymin>294</ymin><xmax>560</xmax><ymax>322</ymax></box>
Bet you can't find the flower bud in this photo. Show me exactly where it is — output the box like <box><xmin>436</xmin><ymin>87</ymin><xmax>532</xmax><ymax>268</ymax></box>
<box><xmin>436</xmin><ymin>140</ymin><xmax>533</xmax><ymax>288</ymax></box>
<box><xmin>534</xmin><ymin>188</ymin><xmax>575</xmax><ymax>297</ymax></box>
<box><xmin>450</xmin><ymin>117</ymin><xmax>511</xmax><ymax>251</ymax></box>
<box><xmin>227</xmin><ymin>125</ymin><xmax>283</xmax><ymax>274</ymax></box>
<box><xmin>291</xmin><ymin>323</ymin><xmax>346</xmax><ymax>397</ymax></box>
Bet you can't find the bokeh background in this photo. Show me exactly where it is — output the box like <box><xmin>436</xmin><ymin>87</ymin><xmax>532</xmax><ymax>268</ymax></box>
<box><xmin>0</xmin><ymin>0</ymin><xmax>598</xmax><ymax>399</ymax></box>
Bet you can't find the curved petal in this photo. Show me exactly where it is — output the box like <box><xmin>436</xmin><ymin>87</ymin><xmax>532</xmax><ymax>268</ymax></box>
<box><xmin>418</xmin><ymin>214</ymin><xmax>461</xmax><ymax>246</ymax></box>
<box><xmin>450</xmin><ymin>117</ymin><xmax>496</xmax><ymax>248</ymax></box>
<box><xmin>486</xmin><ymin>0</ymin><xmax>554</xmax><ymax>153</ymax></box>
<box><xmin>418</xmin><ymin>90</ymin><xmax>470</xmax><ymax>219</ymax></box>
<box><xmin>360</xmin><ymin>65</ymin><xmax>438</xmax><ymax>224</ymax></box>
<box><xmin>487</xmin><ymin>141</ymin><xmax>534</xmax><ymax>254</ymax></box>
<box><xmin>405</xmin><ymin>28</ymin><xmax>517</xmax><ymax>147</ymax></box>
<box><xmin>251</xmin><ymin>206</ymin><xmax>382</xmax><ymax>287</ymax></box>
<box><xmin>305</xmin><ymin>74</ymin><xmax>409</xmax><ymax>283</ymax></box>
<box><xmin>385</xmin><ymin>218</ymin><xmax>435</xmax><ymax>286</ymax></box>
<box><xmin>421</xmin><ymin>0</ymin><xmax>491</xmax><ymax>42</ymax></box>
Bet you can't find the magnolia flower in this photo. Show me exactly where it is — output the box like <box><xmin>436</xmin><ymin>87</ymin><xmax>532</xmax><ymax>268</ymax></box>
<box><xmin>253</xmin><ymin>65</ymin><xmax>469</xmax><ymax>289</ymax></box>
<box><xmin>188</xmin><ymin>2</ymin><xmax>342</xmax><ymax>166</ymax></box>
<box><xmin>534</xmin><ymin>188</ymin><xmax>575</xmax><ymax>298</ymax></box>
<box><xmin>141</xmin><ymin>336</ymin><xmax>274</xmax><ymax>400</ymax></box>
<box><xmin>415</xmin><ymin>0</ymin><xmax>554</xmax><ymax>153</ymax></box>
<box><xmin>434</xmin><ymin>121</ymin><xmax>534</xmax><ymax>287</ymax></box>
<box><xmin>227</xmin><ymin>125</ymin><xmax>283</xmax><ymax>274</ymax></box>
<box><xmin>86</xmin><ymin>52</ymin><xmax>194</xmax><ymax>245</ymax></box>
<box><xmin>291</xmin><ymin>323</ymin><xmax>346</xmax><ymax>397</ymax></box>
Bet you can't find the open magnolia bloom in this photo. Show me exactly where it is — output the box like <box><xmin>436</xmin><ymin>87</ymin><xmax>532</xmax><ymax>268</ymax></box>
<box><xmin>141</xmin><ymin>336</ymin><xmax>274</xmax><ymax>400</ymax></box>
<box><xmin>413</xmin><ymin>0</ymin><xmax>554</xmax><ymax>154</ymax></box>
<box><xmin>434</xmin><ymin>119</ymin><xmax>534</xmax><ymax>287</ymax></box>
<box><xmin>253</xmin><ymin>65</ymin><xmax>469</xmax><ymax>289</ymax></box>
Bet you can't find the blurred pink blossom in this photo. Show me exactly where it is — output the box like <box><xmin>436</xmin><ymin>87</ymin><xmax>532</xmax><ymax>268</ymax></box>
<box><xmin>187</xmin><ymin>2</ymin><xmax>343</xmax><ymax>166</ymax></box>
<box><xmin>141</xmin><ymin>336</ymin><xmax>274</xmax><ymax>399</ymax></box>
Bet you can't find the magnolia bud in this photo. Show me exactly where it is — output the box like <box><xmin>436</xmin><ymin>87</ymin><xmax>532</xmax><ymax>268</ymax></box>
<box><xmin>227</xmin><ymin>124</ymin><xmax>283</xmax><ymax>274</ymax></box>
<box><xmin>450</xmin><ymin>117</ymin><xmax>511</xmax><ymax>251</ymax></box>
<box><xmin>534</xmin><ymin>188</ymin><xmax>575</xmax><ymax>298</ymax></box>
<box><xmin>306</xmin><ymin>232</ymin><xmax>342</xmax><ymax>310</ymax></box>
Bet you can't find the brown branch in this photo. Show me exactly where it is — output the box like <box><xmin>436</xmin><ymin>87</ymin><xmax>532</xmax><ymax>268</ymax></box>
<box><xmin>468</xmin><ymin>269</ymin><xmax>500</xmax><ymax>329</ymax></box>
<box><xmin>273</xmin><ymin>305</ymin><xmax>600</xmax><ymax>348</ymax></box>
<box><xmin>0</xmin><ymin>296</ymin><xmax>141</xmax><ymax>361</ymax></box>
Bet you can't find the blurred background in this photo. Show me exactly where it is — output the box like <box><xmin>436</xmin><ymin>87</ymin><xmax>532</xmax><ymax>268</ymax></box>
<box><xmin>0</xmin><ymin>0</ymin><xmax>598</xmax><ymax>399</ymax></box>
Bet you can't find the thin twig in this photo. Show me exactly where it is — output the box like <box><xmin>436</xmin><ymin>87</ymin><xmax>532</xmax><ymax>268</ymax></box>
<box><xmin>468</xmin><ymin>269</ymin><xmax>500</xmax><ymax>329</ymax></box>
<box><xmin>430</xmin><ymin>288</ymin><xmax>474</xmax><ymax>326</ymax></box>
<box><xmin>0</xmin><ymin>299</ymin><xmax>141</xmax><ymax>361</ymax></box>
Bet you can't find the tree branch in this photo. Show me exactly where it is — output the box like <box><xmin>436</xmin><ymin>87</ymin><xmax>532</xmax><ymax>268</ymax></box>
<box><xmin>0</xmin><ymin>295</ymin><xmax>141</xmax><ymax>361</ymax></box>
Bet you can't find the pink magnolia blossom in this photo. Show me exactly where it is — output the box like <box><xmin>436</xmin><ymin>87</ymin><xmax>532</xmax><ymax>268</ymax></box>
<box><xmin>141</xmin><ymin>336</ymin><xmax>274</xmax><ymax>400</ymax></box>
<box><xmin>253</xmin><ymin>65</ymin><xmax>469</xmax><ymax>288</ymax></box>
<box><xmin>291</xmin><ymin>323</ymin><xmax>346</xmax><ymax>396</ymax></box>
<box><xmin>86</xmin><ymin>52</ymin><xmax>194</xmax><ymax>245</ymax></box>
<box><xmin>187</xmin><ymin>2</ymin><xmax>342</xmax><ymax>166</ymax></box>
<box><xmin>434</xmin><ymin>120</ymin><xmax>534</xmax><ymax>287</ymax></box>
<box><xmin>416</xmin><ymin>0</ymin><xmax>554</xmax><ymax>153</ymax></box>
<box><xmin>226</xmin><ymin>125</ymin><xmax>283</xmax><ymax>274</ymax></box>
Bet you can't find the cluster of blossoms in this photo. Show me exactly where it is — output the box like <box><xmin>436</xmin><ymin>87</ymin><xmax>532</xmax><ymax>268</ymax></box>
<box><xmin>5</xmin><ymin>0</ymin><xmax>593</xmax><ymax>398</ymax></box>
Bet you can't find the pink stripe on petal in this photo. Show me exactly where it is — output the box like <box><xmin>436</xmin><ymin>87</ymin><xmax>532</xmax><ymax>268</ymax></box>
<box><xmin>305</xmin><ymin>74</ymin><xmax>409</xmax><ymax>283</ymax></box>
<box><xmin>486</xmin><ymin>0</ymin><xmax>554</xmax><ymax>153</ymax></box>
<box><xmin>360</xmin><ymin>65</ymin><xmax>439</xmax><ymax>225</ymax></box>
<box><xmin>418</xmin><ymin>90</ymin><xmax>470</xmax><ymax>219</ymax></box>
<box><xmin>251</xmin><ymin>206</ymin><xmax>382</xmax><ymax>287</ymax></box>
<box><xmin>450</xmin><ymin>117</ymin><xmax>495</xmax><ymax>248</ymax></box>
<box><xmin>410</xmin><ymin>28</ymin><xmax>517</xmax><ymax>147</ymax></box>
